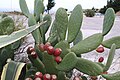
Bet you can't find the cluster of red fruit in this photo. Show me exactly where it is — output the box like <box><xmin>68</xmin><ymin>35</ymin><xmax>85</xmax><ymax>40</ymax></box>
<box><xmin>27</xmin><ymin>42</ymin><xmax>62</xmax><ymax>64</ymax></box>
<box><xmin>96</xmin><ymin>46</ymin><xmax>104</xmax><ymax>63</ymax></box>
<box><xmin>25</xmin><ymin>72</ymin><xmax>57</xmax><ymax>80</ymax></box>
<box><xmin>27</xmin><ymin>46</ymin><xmax>38</xmax><ymax>59</ymax></box>
<box><xmin>38</xmin><ymin>42</ymin><xmax>62</xmax><ymax>64</ymax></box>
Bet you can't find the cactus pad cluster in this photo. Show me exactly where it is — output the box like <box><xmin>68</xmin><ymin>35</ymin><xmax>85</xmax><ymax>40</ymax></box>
<box><xmin>0</xmin><ymin>0</ymin><xmax>120</xmax><ymax>80</ymax></box>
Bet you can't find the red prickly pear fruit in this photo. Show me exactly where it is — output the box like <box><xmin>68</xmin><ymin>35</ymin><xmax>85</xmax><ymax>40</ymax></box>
<box><xmin>51</xmin><ymin>74</ymin><xmax>57</xmax><ymax>80</ymax></box>
<box><xmin>53</xmin><ymin>48</ymin><xmax>62</xmax><ymax>57</ymax></box>
<box><xmin>54</xmin><ymin>56</ymin><xmax>62</xmax><ymax>64</ymax></box>
<box><xmin>35</xmin><ymin>72</ymin><xmax>43</xmax><ymax>79</ymax></box>
<box><xmin>98</xmin><ymin>57</ymin><xmax>104</xmax><ymax>62</ymax></box>
<box><xmin>25</xmin><ymin>78</ymin><xmax>33</xmax><ymax>80</ymax></box>
<box><xmin>34</xmin><ymin>77</ymin><xmax>42</xmax><ymax>80</ymax></box>
<box><xmin>43</xmin><ymin>74</ymin><xmax>51</xmax><ymax>80</ymax></box>
<box><xmin>31</xmin><ymin>51</ymin><xmax>38</xmax><ymax>59</ymax></box>
<box><xmin>96</xmin><ymin>47</ymin><xmax>104</xmax><ymax>53</ymax></box>
<box><xmin>47</xmin><ymin>46</ymin><xmax>55</xmax><ymax>55</ymax></box>
<box><xmin>38</xmin><ymin>43</ymin><xmax>45</xmax><ymax>52</ymax></box>
<box><xmin>27</xmin><ymin>46</ymin><xmax>35</xmax><ymax>54</ymax></box>
<box><xmin>44</xmin><ymin>42</ymin><xmax>51</xmax><ymax>50</ymax></box>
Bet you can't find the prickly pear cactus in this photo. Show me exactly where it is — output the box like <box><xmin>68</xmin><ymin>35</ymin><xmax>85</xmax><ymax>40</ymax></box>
<box><xmin>18</xmin><ymin>0</ymin><xmax>120</xmax><ymax>79</ymax></box>
<box><xmin>0</xmin><ymin>16</ymin><xmax>14</xmax><ymax>35</ymax></box>
<box><xmin>1</xmin><ymin>0</ymin><xmax>119</xmax><ymax>80</ymax></box>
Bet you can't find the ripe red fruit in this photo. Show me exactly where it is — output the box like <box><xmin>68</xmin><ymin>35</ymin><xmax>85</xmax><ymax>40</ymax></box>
<box><xmin>31</xmin><ymin>51</ymin><xmax>38</xmax><ymax>59</ymax></box>
<box><xmin>38</xmin><ymin>43</ymin><xmax>45</xmax><ymax>52</ymax></box>
<box><xmin>96</xmin><ymin>47</ymin><xmax>104</xmax><ymax>53</ymax></box>
<box><xmin>44</xmin><ymin>42</ymin><xmax>51</xmax><ymax>50</ymax></box>
<box><xmin>43</xmin><ymin>74</ymin><xmax>51</xmax><ymax>80</ymax></box>
<box><xmin>35</xmin><ymin>72</ymin><xmax>43</xmax><ymax>79</ymax></box>
<box><xmin>98</xmin><ymin>57</ymin><xmax>104</xmax><ymax>62</ymax></box>
<box><xmin>51</xmin><ymin>74</ymin><xmax>57</xmax><ymax>80</ymax></box>
<box><xmin>34</xmin><ymin>77</ymin><xmax>42</xmax><ymax>80</ymax></box>
<box><xmin>55</xmin><ymin>56</ymin><xmax>62</xmax><ymax>64</ymax></box>
<box><xmin>53</xmin><ymin>48</ymin><xmax>62</xmax><ymax>57</ymax></box>
<box><xmin>47</xmin><ymin>46</ymin><xmax>55</xmax><ymax>55</ymax></box>
<box><xmin>27</xmin><ymin>46</ymin><xmax>35</xmax><ymax>54</ymax></box>
<box><xmin>25</xmin><ymin>78</ymin><xmax>33</xmax><ymax>80</ymax></box>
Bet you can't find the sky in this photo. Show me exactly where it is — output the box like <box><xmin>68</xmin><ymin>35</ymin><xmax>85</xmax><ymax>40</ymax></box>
<box><xmin>0</xmin><ymin>0</ymin><xmax>107</xmax><ymax>12</ymax></box>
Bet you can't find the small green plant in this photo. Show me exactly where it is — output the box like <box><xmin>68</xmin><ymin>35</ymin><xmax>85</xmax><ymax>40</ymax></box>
<box><xmin>84</xmin><ymin>9</ymin><xmax>95</xmax><ymax>17</ymax></box>
<box><xmin>0</xmin><ymin>0</ymin><xmax>120</xmax><ymax>80</ymax></box>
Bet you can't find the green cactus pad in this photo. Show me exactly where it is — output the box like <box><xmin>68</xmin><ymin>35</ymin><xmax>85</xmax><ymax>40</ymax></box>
<box><xmin>73</xmin><ymin>30</ymin><xmax>83</xmax><ymax>45</ymax></box>
<box><xmin>67</xmin><ymin>4</ymin><xmax>83</xmax><ymax>43</ymax></box>
<box><xmin>42</xmin><ymin>14</ymin><xmax>52</xmax><ymax>34</ymax></box>
<box><xmin>48</xmin><ymin>20</ymin><xmax>59</xmax><ymax>46</ymax></box>
<box><xmin>102</xmin><ymin>71</ymin><xmax>120</xmax><ymax>80</ymax></box>
<box><xmin>49</xmin><ymin>20</ymin><xmax>57</xmax><ymax>36</ymax></box>
<box><xmin>28</xmin><ymin>55</ymin><xmax>45</xmax><ymax>74</ymax></box>
<box><xmin>34</xmin><ymin>45</ymin><xmax>43</xmax><ymax>61</ymax></box>
<box><xmin>47</xmin><ymin>33</ymin><xmax>58</xmax><ymax>46</ymax></box>
<box><xmin>19</xmin><ymin>0</ymin><xmax>30</xmax><ymax>17</ymax></box>
<box><xmin>102</xmin><ymin>36</ymin><xmax>120</xmax><ymax>49</ymax></box>
<box><xmin>96</xmin><ymin>62</ymin><xmax>105</xmax><ymax>69</ymax></box>
<box><xmin>0</xmin><ymin>17</ymin><xmax>14</xmax><ymax>35</ymax></box>
<box><xmin>58</xmin><ymin>71</ymin><xmax>67</xmax><ymax>80</ymax></box>
<box><xmin>34</xmin><ymin>0</ymin><xmax>44</xmax><ymax>21</ymax></box>
<box><xmin>54</xmin><ymin>40</ymin><xmax>70</xmax><ymax>58</ymax></box>
<box><xmin>28</xmin><ymin>14</ymin><xmax>42</xmax><ymax>44</ymax></box>
<box><xmin>40</xmin><ymin>14</ymin><xmax>52</xmax><ymax>43</ymax></box>
<box><xmin>102</xmin><ymin>8</ymin><xmax>115</xmax><ymax>36</ymax></box>
<box><xmin>56</xmin><ymin>52</ymin><xmax>77</xmax><ymax>72</ymax></box>
<box><xmin>28</xmin><ymin>14</ymin><xmax>36</xmax><ymax>26</ymax></box>
<box><xmin>55</xmin><ymin>8</ymin><xmax>68</xmax><ymax>40</ymax></box>
<box><xmin>11</xmin><ymin>40</ymin><xmax>21</xmax><ymax>50</ymax></box>
<box><xmin>43</xmin><ymin>52</ymin><xmax>58</xmax><ymax>74</ymax></box>
<box><xmin>71</xmin><ymin>33</ymin><xmax>103</xmax><ymax>55</ymax></box>
<box><xmin>25</xmin><ymin>67</ymin><xmax>37</xmax><ymax>79</ymax></box>
<box><xmin>0</xmin><ymin>45</ymin><xmax>14</xmax><ymax>68</ymax></box>
<box><xmin>75</xmin><ymin>58</ymin><xmax>103</xmax><ymax>76</ymax></box>
<box><xmin>103</xmin><ymin>44</ymin><xmax>116</xmax><ymax>72</ymax></box>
